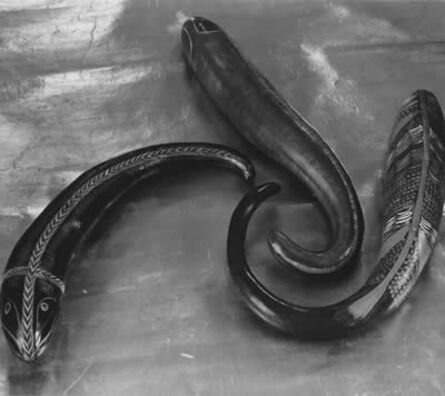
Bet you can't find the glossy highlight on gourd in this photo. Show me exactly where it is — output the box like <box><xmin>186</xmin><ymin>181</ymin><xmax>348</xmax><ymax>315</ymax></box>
<box><xmin>181</xmin><ymin>16</ymin><xmax>364</xmax><ymax>275</ymax></box>
<box><xmin>180</xmin><ymin>17</ymin><xmax>445</xmax><ymax>337</ymax></box>
<box><xmin>227</xmin><ymin>90</ymin><xmax>445</xmax><ymax>338</ymax></box>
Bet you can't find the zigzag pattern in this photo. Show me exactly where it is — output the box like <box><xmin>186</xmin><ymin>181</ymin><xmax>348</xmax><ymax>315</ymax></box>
<box><xmin>379</xmin><ymin>91</ymin><xmax>445</xmax><ymax>312</ymax></box>
<box><xmin>3</xmin><ymin>267</ymin><xmax>65</xmax><ymax>293</ymax></box>
<box><xmin>370</xmin><ymin>92</ymin><xmax>423</xmax><ymax>310</ymax></box>
<box><xmin>20</xmin><ymin>273</ymin><xmax>36</xmax><ymax>360</ymax></box>
<box><xmin>15</xmin><ymin>144</ymin><xmax>243</xmax><ymax>359</ymax></box>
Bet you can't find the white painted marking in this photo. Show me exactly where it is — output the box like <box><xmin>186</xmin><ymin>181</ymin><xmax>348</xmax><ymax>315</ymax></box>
<box><xmin>180</xmin><ymin>352</ymin><xmax>195</xmax><ymax>359</ymax></box>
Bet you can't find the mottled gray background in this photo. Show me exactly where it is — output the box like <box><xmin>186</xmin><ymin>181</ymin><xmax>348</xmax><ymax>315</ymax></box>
<box><xmin>1</xmin><ymin>0</ymin><xmax>445</xmax><ymax>395</ymax></box>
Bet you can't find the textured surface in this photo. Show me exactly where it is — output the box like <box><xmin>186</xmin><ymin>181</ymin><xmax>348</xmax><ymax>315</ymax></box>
<box><xmin>1</xmin><ymin>1</ymin><xmax>445</xmax><ymax>395</ymax></box>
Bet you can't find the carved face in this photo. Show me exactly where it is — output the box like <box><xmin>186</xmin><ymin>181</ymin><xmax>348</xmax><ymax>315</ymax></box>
<box><xmin>1</xmin><ymin>277</ymin><xmax>61</xmax><ymax>362</ymax></box>
<box><xmin>181</xmin><ymin>17</ymin><xmax>222</xmax><ymax>62</ymax></box>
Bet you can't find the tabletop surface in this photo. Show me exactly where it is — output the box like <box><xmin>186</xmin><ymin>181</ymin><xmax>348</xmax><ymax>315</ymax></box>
<box><xmin>1</xmin><ymin>1</ymin><xmax>445</xmax><ymax>395</ymax></box>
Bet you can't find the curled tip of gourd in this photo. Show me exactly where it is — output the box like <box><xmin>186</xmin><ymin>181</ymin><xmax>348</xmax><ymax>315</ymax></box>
<box><xmin>254</xmin><ymin>182</ymin><xmax>281</xmax><ymax>198</ymax></box>
<box><xmin>267</xmin><ymin>229</ymin><xmax>314</xmax><ymax>273</ymax></box>
<box><xmin>267</xmin><ymin>227</ymin><xmax>357</xmax><ymax>275</ymax></box>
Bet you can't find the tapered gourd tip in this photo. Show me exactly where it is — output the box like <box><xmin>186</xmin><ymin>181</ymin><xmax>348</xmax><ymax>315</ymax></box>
<box><xmin>181</xmin><ymin>16</ymin><xmax>223</xmax><ymax>33</ymax></box>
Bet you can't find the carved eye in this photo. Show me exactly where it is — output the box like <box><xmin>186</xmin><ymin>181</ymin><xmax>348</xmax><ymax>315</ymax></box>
<box><xmin>194</xmin><ymin>18</ymin><xmax>219</xmax><ymax>33</ymax></box>
<box><xmin>40</xmin><ymin>302</ymin><xmax>49</xmax><ymax>312</ymax></box>
<box><xmin>4</xmin><ymin>302</ymin><xmax>11</xmax><ymax>315</ymax></box>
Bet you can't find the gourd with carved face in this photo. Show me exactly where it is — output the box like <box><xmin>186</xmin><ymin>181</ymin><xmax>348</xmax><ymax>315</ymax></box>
<box><xmin>182</xmin><ymin>17</ymin><xmax>222</xmax><ymax>64</ymax></box>
<box><xmin>1</xmin><ymin>275</ymin><xmax>62</xmax><ymax>362</ymax></box>
<box><xmin>0</xmin><ymin>143</ymin><xmax>255</xmax><ymax>363</ymax></box>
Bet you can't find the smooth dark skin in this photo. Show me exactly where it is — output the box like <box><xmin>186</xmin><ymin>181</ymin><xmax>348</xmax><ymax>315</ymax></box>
<box><xmin>1</xmin><ymin>142</ymin><xmax>255</xmax><ymax>362</ymax></box>
<box><xmin>182</xmin><ymin>16</ymin><xmax>364</xmax><ymax>275</ymax></box>
<box><xmin>226</xmin><ymin>183</ymin><xmax>375</xmax><ymax>338</ymax></box>
<box><xmin>226</xmin><ymin>90</ymin><xmax>445</xmax><ymax>337</ymax></box>
<box><xmin>181</xmin><ymin>17</ymin><xmax>445</xmax><ymax>337</ymax></box>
